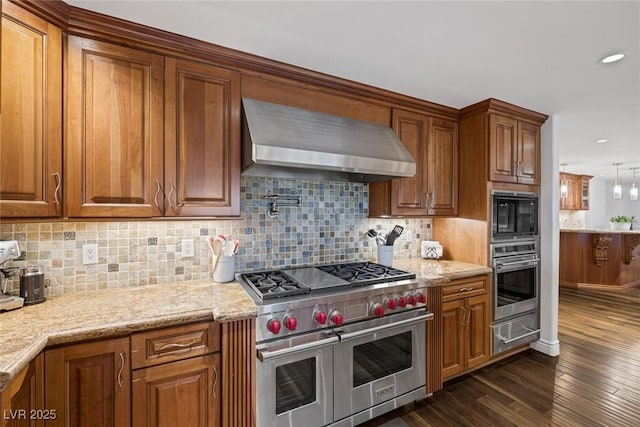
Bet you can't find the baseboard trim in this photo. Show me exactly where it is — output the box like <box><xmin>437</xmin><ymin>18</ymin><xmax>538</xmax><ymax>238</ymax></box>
<box><xmin>530</xmin><ymin>338</ymin><xmax>560</xmax><ymax>356</ymax></box>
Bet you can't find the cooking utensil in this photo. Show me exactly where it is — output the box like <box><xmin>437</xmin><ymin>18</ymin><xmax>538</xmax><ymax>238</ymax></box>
<box><xmin>223</xmin><ymin>239</ymin><xmax>239</xmax><ymax>256</ymax></box>
<box><xmin>207</xmin><ymin>236</ymin><xmax>216</xmax><ymax>256</ymax></box>
<box><xmin>366</xmin><ymin>229</ymin><xmax>377</xmax><ymax>238</ymax></box>
<box><xmin>211</xmin><ymin>236</ymin><xmax>226</xmax><ymax>274</ymax></box>
<box><xmin>385</xmin><ymin>225</ymin><xmax>404</xmax><ymax>245</ymax></box>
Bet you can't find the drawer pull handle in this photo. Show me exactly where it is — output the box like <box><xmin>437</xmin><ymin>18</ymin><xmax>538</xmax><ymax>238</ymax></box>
<box><xmin>460</xmin><ymin>287</ymin><xmax>474</xmax><ymax>292</ymax></box>
<box><xmin>212</xmin><ymin>366</ymin><xmax>218</xmax><ymax>400</ymax></box>
<box><xmin>501</xmin><ymin>328</ymin><xmax>541</xmax><ymax>345</ymax></box>
<box><xmin>117</xmin><ymin>352</ymin><xmax>125</xmax><ymax>388</ymax></box>
<box><xmin>159</xmin><ymin>338</ymin><xmax>197</xmax><ymax>351</ymax></box>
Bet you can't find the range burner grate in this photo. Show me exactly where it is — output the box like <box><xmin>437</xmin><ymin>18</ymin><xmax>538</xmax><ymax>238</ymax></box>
<box><xmin>318</xmin><ymin>262</ymin><xmax>415</xmax><ymax>287</ymax></box>
<box><xmin>240</xmin><ymin>271</ymin><xmax>310</xmax><ymax>300</ymax></box>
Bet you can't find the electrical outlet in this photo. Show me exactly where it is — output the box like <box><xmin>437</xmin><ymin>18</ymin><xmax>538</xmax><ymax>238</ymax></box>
<box><xmin>181</xmin><ymin>239</ymin><xmax>194</xmax><ymax>258</ymax></box>
<box><xmin>82</xmin><ymin>244</ymin><xmax>98</xmax><ymax>265</ymax></box>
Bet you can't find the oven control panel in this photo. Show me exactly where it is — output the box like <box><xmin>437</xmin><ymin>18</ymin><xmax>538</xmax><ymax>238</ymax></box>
<box><xmin>255</xmin><ymin>286</ymin><xmax>428</xmax><ymax>342</ymax></box>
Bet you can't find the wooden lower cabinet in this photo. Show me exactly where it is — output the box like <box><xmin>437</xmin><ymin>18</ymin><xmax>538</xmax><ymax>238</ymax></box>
<box><xmin>44</xmin><ymin>337</ymin><xmax>131</xmax><ymax>427</ymax></box>
<box><xmin>132</xmin><ymin>354</ymin><xmax>220</xmax><ymax>427</ymax></box>
<box><xmin>0</xmin><ymin>354</ymin><xmax>43</xmax><ymax>427</ymax></box>
<box><xmin>441</xmin><ymin>277</ymin><xmax>491</xmax><ymax>380</ymax></box>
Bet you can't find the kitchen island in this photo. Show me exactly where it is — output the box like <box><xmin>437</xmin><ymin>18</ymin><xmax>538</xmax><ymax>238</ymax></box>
<box><xmin>560</xmin><ymin>228</ymin><xmax>640</xmax><ymax>290</ymax></box>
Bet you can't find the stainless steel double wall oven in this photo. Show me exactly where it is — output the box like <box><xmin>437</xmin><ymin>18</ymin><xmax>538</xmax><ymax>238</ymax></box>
<box><xmin>238</xmin><ymin>262</ymin><xmax>433</xmax><ymax>427</ymax></box>
<box><xmin>490</xmin><ymin>191</ymin><xmax>541</xmax><ymax>354</ymax></box>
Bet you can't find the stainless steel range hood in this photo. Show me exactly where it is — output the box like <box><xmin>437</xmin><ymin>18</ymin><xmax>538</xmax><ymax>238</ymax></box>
<box><xmin>241</xmin><ymin>98</ymin><xmax>416</xmax><ymax>182</ymax></box>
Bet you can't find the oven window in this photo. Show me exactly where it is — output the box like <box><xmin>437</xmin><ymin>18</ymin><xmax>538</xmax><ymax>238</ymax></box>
<box><xmin>497</xmin><ymin>266</ymin><xmax>536</xmax><ymax>307</ymax></box>
<box><xmin>352</xmin><ymin>331</ymin><xmax>412</xmax><ymax>388</ymax></box>
<box><xmin>275</xmin><ymin>358</ymin><xmax>316</xmax><ymax>414</ymax></box>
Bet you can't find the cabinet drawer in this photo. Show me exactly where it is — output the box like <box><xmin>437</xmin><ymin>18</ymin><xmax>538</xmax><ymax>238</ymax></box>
<box><xmin>131</xmin><ymin>322</ymin><xmax>220</xmax><ymax>369</ymax></box>
<box><xmin>442</xmin><ymin>276</ymin><xmax>488</xmax><ymax>302</ymax></box>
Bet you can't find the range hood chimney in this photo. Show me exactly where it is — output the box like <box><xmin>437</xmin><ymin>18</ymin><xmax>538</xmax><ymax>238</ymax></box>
<box><xmin>241</xmin><ymin>98</ymin><xmax>416</xmax><ymax>183</ymax></box>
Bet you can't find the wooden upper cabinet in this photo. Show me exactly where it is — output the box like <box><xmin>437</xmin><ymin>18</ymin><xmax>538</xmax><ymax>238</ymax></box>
<box><xmin>65</xmin><ymin>36</ymin><xmax>164</xmax><ymax>217</ymax></box>
<box><xmin>369</xmin><ymin>109</ymin><xmax>458</xmax><ymax>217</ymax></box>
<box><xmin>390</xmin><ymin>109</ymin><xmax>429</xmax><ymax>216</ymax></box>
<box><xmin>489</xmin><ymin>113</ymin><xmax>540</xmax><ymax>185</ymax></box>
<box><xmin>0</xmin><ymin>1</ymin><xmax>62</xmax><ymax>217</ymax></box>
<box><xmin>44</xmin><ymin>337</ymin><xmax>131</xmax><ymax>427</ymax></box>
<box><xmin>560</xmin><ymin>172</ymin><xmax>591</xmax><ymax>210</ymax></box>
<box><xmin>427</xmin><ymin>117</ymin><xmax>458</xmax><ymax>216</ymax></box>
<box><xmin>164</xmin><ymin>58</ymin><xmax>240</xmax><ymax>217</ymax></box>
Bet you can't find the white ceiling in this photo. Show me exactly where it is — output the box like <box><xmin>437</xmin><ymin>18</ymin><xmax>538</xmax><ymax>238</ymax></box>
<box><xmin>67</xmin><ymin>0</ymin><xmax>640</xmax><ymax>181</ymax></box>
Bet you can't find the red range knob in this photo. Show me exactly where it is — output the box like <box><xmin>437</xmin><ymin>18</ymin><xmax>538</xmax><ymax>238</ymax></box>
<box><xmin>284</xmin><ymin>316</ymin><xmax>297</xmax><ymax>331</ymax></box>
<box><xmin>407</xmin><ymin>294</ymin><xmax>417</xmax><ymax>306</ymax></box>
<box><xmin>314</xmin><ymin>310</ymin><xmax>328</xmax><ymax>325</ymax></box>
<box><xmin>371</xmin><ymin>303</ymin><xmax>385</xmax><ymax>318</ymax></box>
<box><xmin>397</xmin><ymin>297</ymin><xmax>407</xmax><ymax>308</ymax></box>
<box><xmin>267</xmin><ymin>319</ymin><xmax>281</xmax><ymax>335</ymax></box>
<box><xmin>416</xmin><ymin>292</ymin><xmax>427</xmax><ymax>304</ymax></box>
<box><xmin>385</xmin><ymin>298</ymin><xmax>397</xmax><ymax>310</ymax></box>
<box><xmin>330</xmin><ymin>311</ymin><xmax>344</xmax><ymax>327</ymax></box>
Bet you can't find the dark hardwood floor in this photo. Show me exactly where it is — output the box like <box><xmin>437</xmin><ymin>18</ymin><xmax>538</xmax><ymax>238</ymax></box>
<box><xmin>363</xmin><ymin>287</ymin><xmax>640</xmax><ymax>427</ymax></box>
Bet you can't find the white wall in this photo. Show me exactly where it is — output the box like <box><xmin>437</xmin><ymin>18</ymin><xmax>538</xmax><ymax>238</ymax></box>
<box><xmin>586</xmin><ymin>177</ymin><xmax>640</xmax><ymax>228</ymax></box>
<box><xmin>532</xmin><ymin>115</ymin><xmax>560</xmax><ymax>357</ymax></box>
<box><xmin>584</xmin><ymin>177</ymin><xmax>607</xmax><ymax>228</ymax></box>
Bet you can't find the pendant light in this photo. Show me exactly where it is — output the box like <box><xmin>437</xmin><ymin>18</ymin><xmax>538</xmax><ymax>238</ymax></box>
<box><xmin>613</xmin><ymin>163</ymin><xmax>622</xmax><ymax>199</ymax></box>
<box><xmin>631</xmin><ymin>167</ymin><xmax>639</xmax><ymax>201</ymax></box>
<box><xmin>560</xmin><ymin>163</ymin><xmax>569</xmax><ymax>199</ymax></box>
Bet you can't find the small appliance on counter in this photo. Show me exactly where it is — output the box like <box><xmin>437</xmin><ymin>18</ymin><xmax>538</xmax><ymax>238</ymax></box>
<box><xmin>0</xmin><ymin>240</ymin><xmax>24</xmax><ymax>311</ymax></box>
<box><xmin>421</xmin><ymin>240</ymin><xmax>443</xmax><ymax>259</ymax></box>
<box><xmin>20</xmin><ymin>266</ymin><xmax>46</xmax><ymax>305</ymax></box>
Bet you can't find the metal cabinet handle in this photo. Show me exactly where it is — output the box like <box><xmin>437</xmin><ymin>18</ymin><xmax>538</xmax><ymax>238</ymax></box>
<box><xmin>159</xmin><ymin>339</ymin><xmax>197</xmax><ymax>351</ymax></box>
<box><xmin>519</xmin><ymin>161</ymin><xmax>524</xmax><ymax>177</ymax></box>
<box><xmin>459</xmin><ymin>287</ymin><xmax>474</xmax><ymax>292</ymax></box>
<box><xmin>501</xmin><ymin>328</ymin><xmax>541</xmax><ymax>345</ymax></box>
<box><xmin>429</xmin><ymin>192</ymin><xmax>434</xmax><ymax>209</ymax></box>
<box><xmin>117</xmin><ymin>352</ymin><xmax>125</xmax><ymax>388</ymax></box>
<box><xmin>212</xmin><ymin>366</ymin><xmax>218</xmax><ymax>400</ymax></box>
<box><xmin>154</xmin><ymin>179</ymin><xmax>162</xmax><ymax>210</ymax></box>
<box><xmin>167</xmin><ymin>180</ymin><xmax>176</xmax><ymax>209</ymax></box>
<box><xmin>53</xmin><ymin>173</ymin><xmax>62</xmax><ymax>205</ymax></box>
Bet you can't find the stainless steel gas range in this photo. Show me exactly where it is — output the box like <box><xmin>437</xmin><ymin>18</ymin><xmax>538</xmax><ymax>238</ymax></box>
<box><xmin>238</xmin><ymin>261</ymin><xmax>433</xmax><ymax>427</ymax></box>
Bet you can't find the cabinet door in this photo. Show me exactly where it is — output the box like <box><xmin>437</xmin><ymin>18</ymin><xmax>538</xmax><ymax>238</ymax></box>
<box><xmin>581</xmin><ymin>177</ymin><xmax>590</xmax><ymax>210</ymax></box>
<box><xmin>164</xmin><ymin>58</ymin><xmax>240</xmax><ymax>217</ymax></box>
<box><xmin>44</xmin><ymin>337</ymin><xmax>130</xmax><ymax>427</ymax></box>
<box><xmin>132</xmin><ymin>354</ymin><xmax>221</xmax><ymax>427</ymax></box>
<box><xmin>426</xmin><ymin>117</ymin><xmax>458</xmax><ymax>216</ymax></box>
<box><xmin>0</xmin><ymin>2</ymin><xmax>62</xmax><ymax>217</ymax></box>
<box><xmin>65</xmin><ymin>36</ymin><xmax>164</xmax><ymax>217</ymax></box>
<box><xmin>390</xmin><ymin>109</ymin><xmax>428</xmax><ymax>216</ymax></box>
<box><xmin>0</xmin><ymin>354</ymin><xmax>43</xmax><ymax>427</ymax></box>
<box><xmin>441</xmin><ymin>299</ymin><xmax>465</xmax><ymax>379</ymax></box>
<box><xmin>465</xmin><ymin>294</ymin><xmax>490</xmax><ymax>370</ymax></box>
<box><xmin>517</xmin><ymin>121</ymin><xmax>540</xmax><ymax>185</ymax></box>
<box><xmin>488</xmin><ymin>114</ymin><xmax>518</xmax><ymax>183</ymax></box>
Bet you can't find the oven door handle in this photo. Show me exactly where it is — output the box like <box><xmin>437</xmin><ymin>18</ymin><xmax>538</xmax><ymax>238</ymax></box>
<box><xmin>496</xmin><ymin>258</ymin><xmax>540</xmax><ymax>268</ymax></box>
<box><xmin>501</xmin><ymin>327</ymin><xmax>541</xmax><ymax>345</ymax></box>
<box><xmin>257</xmin><ymin>335</ymin><xmax>339</xmax><ymax>361</ymax></box>
<box><xmin>337</xmin><ymin>312</ymin><xmax>433</xmax><ymax>343</ymax></box>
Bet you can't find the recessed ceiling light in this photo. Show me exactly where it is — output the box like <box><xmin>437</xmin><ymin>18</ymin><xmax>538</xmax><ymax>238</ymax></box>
<box><xmin>599</xmin><ymin>52</ymin><xmax>626</xmax><ymax>64</ymax></box>
<box><xmin>595</xmin><ymin>139</ymin><xmax>608</xmax><ymax>143</ymax></box>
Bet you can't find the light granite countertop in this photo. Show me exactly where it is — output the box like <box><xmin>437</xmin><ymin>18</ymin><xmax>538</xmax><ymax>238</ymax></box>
<box><xmin>0</xmin><ymin>258</ymin><xmax>490</xmax><ymax>389</ymax></box>
<box><xmin>0</xmin><ymin>280</ymin><xmax>256</xmax><ymax>389</ymax></box>
<box><xmin>560</xmin><ymin>228</ymin><xmax>640</xmax><ymax>234</ymax></box>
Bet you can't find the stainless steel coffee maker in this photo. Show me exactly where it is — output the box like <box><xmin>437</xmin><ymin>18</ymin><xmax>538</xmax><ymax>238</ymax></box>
<box><xmin>0</xmin><ymin>240</ymin><xmax>24</xmax><ymax>311</ymax></box>
<box><xmin>20</xmin><ymin>266</ymin><xmax>45</xmax><ymax>305</ymax></box>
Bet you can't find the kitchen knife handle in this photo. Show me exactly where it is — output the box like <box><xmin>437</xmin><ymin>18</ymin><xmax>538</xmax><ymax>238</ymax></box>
<box><xmin>53</xmin><ymin>173</ymin><xmax>61</xmax><ymax>205</ymax></box>
<box><xmin>117</xmin><ymin>351</ymin><xmax>125</xmax><ymax>388</ymax></box>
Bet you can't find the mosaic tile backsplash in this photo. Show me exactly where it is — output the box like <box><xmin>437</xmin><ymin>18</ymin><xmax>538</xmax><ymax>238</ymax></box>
<box><xmin>0</xmin><ymin>176</ymin><xmax>432</xmax><ymax>296</ymax></box>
